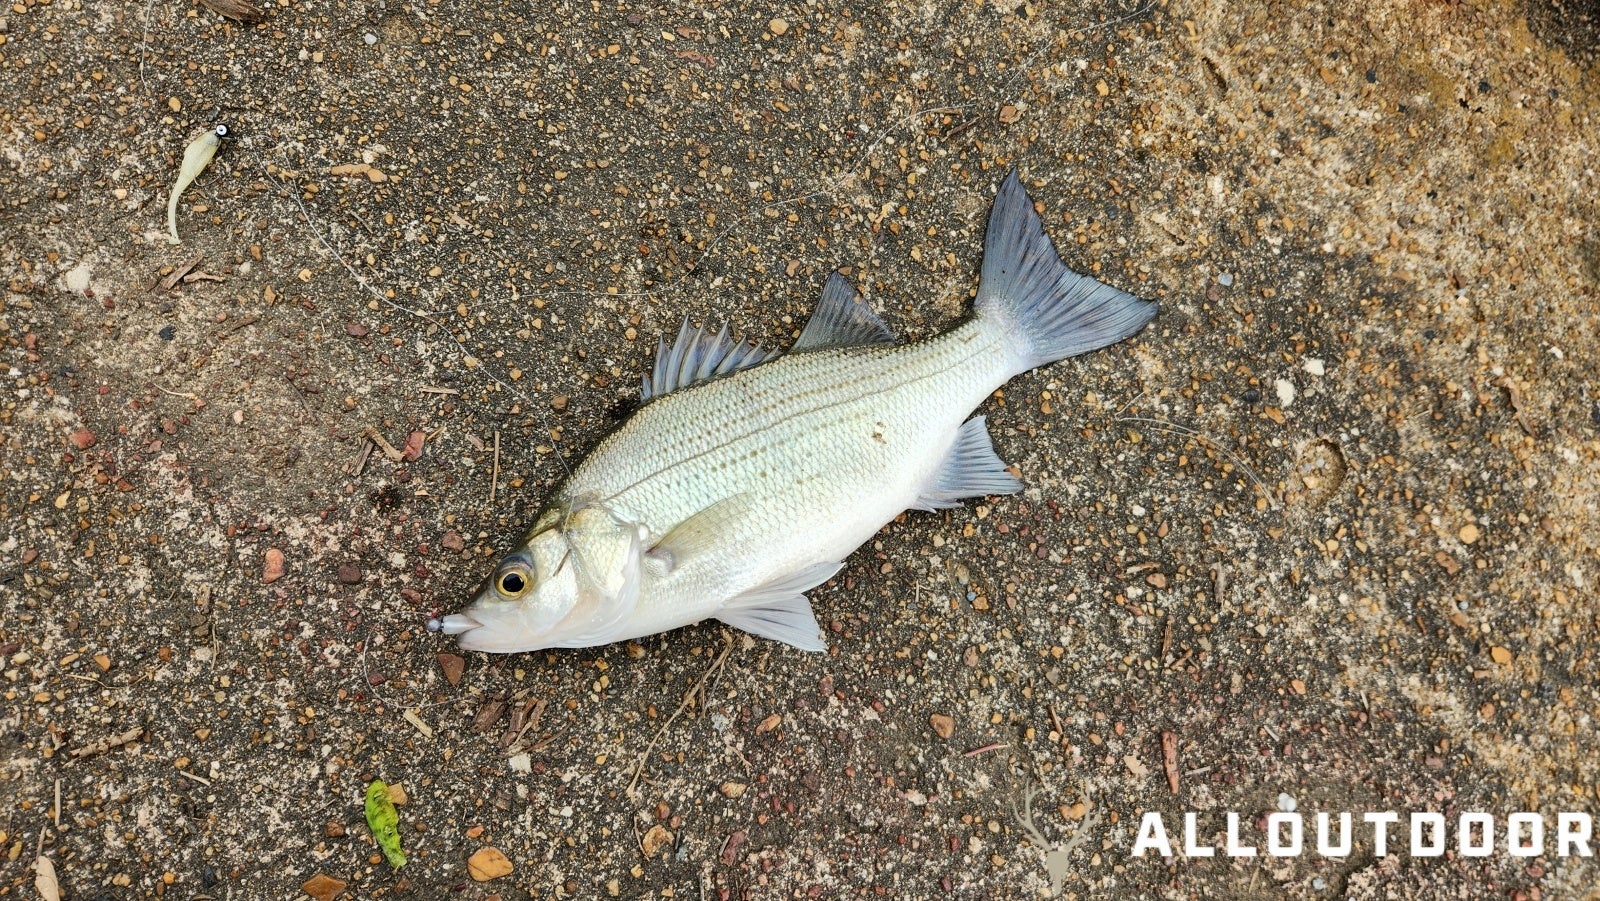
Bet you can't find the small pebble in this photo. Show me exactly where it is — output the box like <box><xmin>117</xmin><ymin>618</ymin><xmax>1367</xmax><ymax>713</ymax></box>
<box><xmin>262</xmin><ymin>548</ymin><xmax>286</xmax><ymax>583</ymax></box>
<box><xmin>1277</xmin><ymin>792</ymin><xmax>1296</xmax><ymax>812</ymax></box>
<box><xmin>336</xmin><ymin>563</ymin><xmax>362</xmax><ymax>584</ymax></box>
<box><xmin>68</xmin><ymin>429</ymin><xmax>95</xmax><ymax>449</ymax></box>
<box><xmin>768</xmin><ymin>17</ymin><xmax>788</xmax><ymax>35</ymax></box>
<box><xmin>442</xmin><ymin>531</ymin><xmax>465</xmax><ymax>551</ymax></box>
<box><xmin>438</xmin><ymin>652</ymin><xmax>465</xmax><ymax>686</ymax></box>
<box><xmin>641</xmin><ymin>824</ymin><xmax>674</xmax><ymax>856</ymax></box>
<box><xmin>929</xmin><ymin>713</ymin><xmax>954</xmax><ymax>739</ymax></box>
<box><xmin>1459</xmin><ymin>523</ymin><xmax>1480</xmax><ymax>544</ymax></box>
<box><xmin>363</xmin><ymin>32</ymin><xmax>377</xmax><ymax>45</ymax></box>
<box><xmin>1218</xmin><ymin>272</ymin><xmax>1234</xmax><ymax>286</ymax></box>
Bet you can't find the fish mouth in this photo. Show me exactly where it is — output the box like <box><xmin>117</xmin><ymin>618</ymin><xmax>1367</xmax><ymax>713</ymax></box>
<box><xmin>426</xmin><ymin>613</ymin><xmax>482</xmax><ymax>636</ymax></box>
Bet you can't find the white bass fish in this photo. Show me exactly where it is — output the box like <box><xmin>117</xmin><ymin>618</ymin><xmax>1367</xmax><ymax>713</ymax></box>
<box><xmin>429</xmin><ymin>171</ymin><xmax>1157</xmax><ymax>653</ymax></box>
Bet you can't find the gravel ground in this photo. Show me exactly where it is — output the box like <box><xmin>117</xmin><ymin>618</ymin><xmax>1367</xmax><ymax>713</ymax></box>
<box><xmin>2</xmin><ymin>0</ymin><xmax>1597</xmax><ymax>898</ymax></box>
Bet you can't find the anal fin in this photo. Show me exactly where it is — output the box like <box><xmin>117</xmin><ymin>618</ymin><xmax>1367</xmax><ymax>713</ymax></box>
<box><xmin>909</xmin><ymin>415</ymin><xmax>1023</xmax><ymax>511</ymax></box>
<box><xmin>716</xmin><ymin>561</ymin><xmax>842</xmax><ymax>652</ymax></box>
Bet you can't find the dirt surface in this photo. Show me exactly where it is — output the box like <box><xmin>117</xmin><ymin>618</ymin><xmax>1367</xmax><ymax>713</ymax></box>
<box><xmin>2</xmin><ymin>0</ymin><xmax>1597</xmax><ymax>897</ymax></box>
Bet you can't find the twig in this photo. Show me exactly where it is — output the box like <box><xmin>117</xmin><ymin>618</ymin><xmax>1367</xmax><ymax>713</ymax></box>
<box><xmin>177</xmin><ymin>770</ymin><xmax>213</xmax><ymax>787</ymax></box>
<box><xmin>490</xmin><ymin>429</ymin><xmax>500</xmax><ymax>502</ymax></box>
<box><xmin>1117</xmin><ymin>415</ymin><xmax>1278</xmax><ymax>510</ymax></box>
<box><xmin>153</xmin><ymin>383</ymin><xmax>203</xmax><ymax>405</ymax></box>
<box><xmin>419</xmin><ymin>386</ymin><xmax>461</xmax><ymax>395</ymax></box>
<box><xmin>361</xmin><ymin>427</ymin><xmax>405</xmax><ymax>462</ymax></box>
<box><xmin>70</xmin><ymin>725</ymin><xmax>145</xmax><ymax>760</ymax></box>
<box><xmin>627</xmin><ymin>632</ymin><xmax>734</xmax><ymax>799</ymax></box>
<box><xmin>963</xmin><ymin>742</ymin><xmax>1009</xmax><ymax>757</ymax></box>
<box><xmin>138</xmin><ymin>0</ymin><xmax>156</xmax><ymax>92</ymax></box>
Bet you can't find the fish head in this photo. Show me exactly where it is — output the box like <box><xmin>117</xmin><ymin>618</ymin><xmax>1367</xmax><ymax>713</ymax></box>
<box><xmin>431</xmin><ymin>503</ymin><xmax>643</xmax><ymax>653</ymax></box>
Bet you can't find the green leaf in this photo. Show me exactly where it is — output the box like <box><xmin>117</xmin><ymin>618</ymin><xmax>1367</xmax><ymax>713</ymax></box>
<box><xmin>364</xmin><ymin>780</ymin><xmax>407</xmax><ymax>869</ymax></box>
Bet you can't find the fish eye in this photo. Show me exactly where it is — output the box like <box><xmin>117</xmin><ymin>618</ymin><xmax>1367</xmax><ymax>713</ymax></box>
<box><xmin>214</xmin><ymin>125</ymin><xmax>229</xmax><ymax>137</ymax></box>
<box><xmin>496</xmin><ymin>568</ymin><xmax>529</xmax><ymax>597</ymax></box>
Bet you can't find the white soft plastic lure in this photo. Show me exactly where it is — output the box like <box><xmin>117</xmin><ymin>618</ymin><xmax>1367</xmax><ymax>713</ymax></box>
<box><xmin>167</xmin><ymin>124</ymin><xmax>227</xmax><ymax>244</ymax></box>
<box><xmin>429</xmin><ymin>170</ymin><xmax>1158</xmax><ymax>654</ymax></box>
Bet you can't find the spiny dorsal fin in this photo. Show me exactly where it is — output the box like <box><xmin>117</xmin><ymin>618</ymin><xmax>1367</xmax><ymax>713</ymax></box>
<box><xmin>640</xmin><ymin>319</ymin><xmax>777</xmax><ymax>400</ymax></box>
<box><xmin>791</xmin><ymin>272</ymin><xmax>893</xmax><ymax>352</ymax></box>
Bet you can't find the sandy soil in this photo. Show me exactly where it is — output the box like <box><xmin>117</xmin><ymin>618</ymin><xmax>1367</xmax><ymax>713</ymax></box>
<box><xmin>2</xmin><ymin>0</ymin><xmax>1597</xmax><ymax>897</ymax></box>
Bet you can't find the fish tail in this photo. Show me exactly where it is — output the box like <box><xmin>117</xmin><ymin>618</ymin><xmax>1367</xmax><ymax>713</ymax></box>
<box><xmin>974</xmin><ymin>170</ymin><xmax>1157</xmax><ymax>374</ymax></box>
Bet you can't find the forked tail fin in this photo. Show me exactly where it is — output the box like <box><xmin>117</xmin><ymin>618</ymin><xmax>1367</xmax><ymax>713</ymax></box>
<box><xmin>974</xmin><ymin>170</ymin><xmax>1158</xmax><ymax>374</ymax></box>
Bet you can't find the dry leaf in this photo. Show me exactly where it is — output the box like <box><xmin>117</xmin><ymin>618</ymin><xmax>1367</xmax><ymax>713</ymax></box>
<box><xmin>467</xmin><ymin>846</ymin><xmax>513</xmax><ymax>881</ymax></box>
<box><xmin>301</xmin><ymin>873</ymin><xmax>347</xmax><ymax>901</ymax></box>
<box><xmin>34</xmin><ymin>856</ymin><xmax>60</xmax><ymax>901</ymax></box>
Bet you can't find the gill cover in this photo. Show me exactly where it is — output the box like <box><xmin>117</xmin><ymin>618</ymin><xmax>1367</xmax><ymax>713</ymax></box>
<box><xmin>434</xmin><ymin>501</ymin><xmax>644</xmax><ymax>653</ymax></box>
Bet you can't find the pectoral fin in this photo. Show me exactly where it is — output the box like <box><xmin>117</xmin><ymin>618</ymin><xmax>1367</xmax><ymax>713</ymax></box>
<box><xmin>716</xmin><ymin>562</ymin><xmax>842</xmax><ymax>652</ymax></box>
<box><xmin>647</xmin><ymin>494</ymin><xmax>754</xmax><ymax>573</ymax></box>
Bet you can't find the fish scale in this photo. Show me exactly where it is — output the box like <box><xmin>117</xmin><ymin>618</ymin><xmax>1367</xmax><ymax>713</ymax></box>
<box><xmin>431</xmin><ymin>171</ymin><xmax>1158</xmax><ymax>653</ymax></box>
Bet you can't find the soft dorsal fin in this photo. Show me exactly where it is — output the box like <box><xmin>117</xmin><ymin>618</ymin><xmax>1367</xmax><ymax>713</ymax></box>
<box><xmin>791</xmin><ymin>272</ymin><xmax>893</xmax><ymax>352</ymax></box>
<box><xmin>640</xmin><ymin>320</ymin><xmax>777</xmax><ymax>400</ymax></box>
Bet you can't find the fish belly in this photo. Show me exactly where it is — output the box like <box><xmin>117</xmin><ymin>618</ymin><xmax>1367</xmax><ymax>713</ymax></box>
<box><xmin>561</xmin><ymin>318</ymin><xmax>1014</xmax><ymax>634</ymax></box>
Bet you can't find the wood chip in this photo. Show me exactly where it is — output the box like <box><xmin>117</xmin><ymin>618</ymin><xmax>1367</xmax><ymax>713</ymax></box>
<box><xmin>300</xmin><ymin>873</ymin><xmax>346</xmax><ymax>901</ymax></box>
<box><xmin>199</xmin><ymin>0</ymin><xmax>265</xmax><ymax>21</ymax></box>
<box><xmin>467</xmin><ymin>847</ymin><xmax>513</xmax><ymax>881</ymax></box>
<box><xmin>1161</xmin><ymin>731</ymin><xmax>1179</xmax><ymax>794</ymax></box>
<box><xmin>755</xmin><ymin>713</ymin><xmax>782</xmax><ymax>734</ymax></box>
<box><xmin>402</xmin><ymin>709</ymin><xmax>433</xmax><ymax>737</ymax></box>
<box><xmin>472</xmin><ymin>694</ymin><xmax>507</xmax><ymax>732</ymax></box>
<box><xmin>158</xmin><ymin>252</ymin><xmax>204</xmax><ymax>292</ymax></box>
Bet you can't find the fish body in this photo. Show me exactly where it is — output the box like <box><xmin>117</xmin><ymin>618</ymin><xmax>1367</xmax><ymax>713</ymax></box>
<box><xmin>167</xmin><ymin>125</ymin><xmax>227</xmax><ymax>244</ymax></box>
<box><xmin>432</xmin><ymin>171</ymin><xmax>1157</xmax><ymax>653</ymax></box>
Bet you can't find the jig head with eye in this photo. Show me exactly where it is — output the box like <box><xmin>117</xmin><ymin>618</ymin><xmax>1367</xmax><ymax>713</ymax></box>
<box><xmin>166</xmin><ymin>124</ymin><xmax>228</xmax><ymax>245</ymax></box>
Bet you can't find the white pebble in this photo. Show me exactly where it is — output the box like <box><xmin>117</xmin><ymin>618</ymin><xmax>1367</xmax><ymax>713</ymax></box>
<box><xmin>1302</xmin><ymin>358</ymin><xmax>1325</xmax><ymax>376</ymax></box>
<box><xmin>1277</xmin><ymin>792</ymin><xmax>1296</xmax><ymax>812</ymax></box>
<box><xmin>1274</xmin><ymin>378</ymin><xmax>1297</xmax><ymax>408</ymax></box>
<box><xmin>1217</xmin><ymin>272</ymin><xmax>1234</xmax><ymax>287</ymax></box>
<box><xmin>363</xmin><ymin>32</ymin><xmax>378</xmax><ymax>45</ymax></box>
